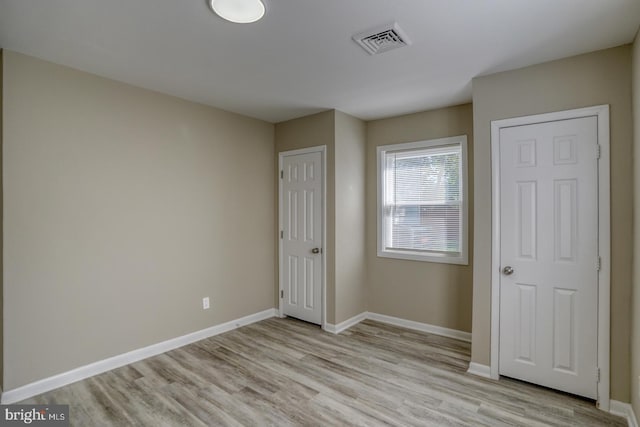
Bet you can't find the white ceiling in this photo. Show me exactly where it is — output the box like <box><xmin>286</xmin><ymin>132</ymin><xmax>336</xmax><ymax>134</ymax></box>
<box><xmin>1</xmin><ymin>0</ymin><xmax>639</xmax><ymax>123</ymax></box>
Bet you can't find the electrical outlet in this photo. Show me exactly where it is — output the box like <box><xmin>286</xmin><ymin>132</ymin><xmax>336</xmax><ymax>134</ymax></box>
<box><xmin>202</xmin><ymin>297</ymin><xmax>210</xmax><ymax>310</ymax></box>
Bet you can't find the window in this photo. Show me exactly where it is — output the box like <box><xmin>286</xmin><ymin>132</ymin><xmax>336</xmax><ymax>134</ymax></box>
<box><xmin>377</xmin><ymin>135</ymin><xmax>468</xmax><ymax>264</ymax></box>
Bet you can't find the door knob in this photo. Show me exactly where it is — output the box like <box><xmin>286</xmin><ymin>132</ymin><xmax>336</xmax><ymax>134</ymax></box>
<box><xmin>502</xmin><ymin>266</ymin><xmax>514</xmax><ymax>275</ymax></box>
<box><xmin>311</xmin><ymin>248</ymin><xmax>321</xmax><ymax>254</ymax></box>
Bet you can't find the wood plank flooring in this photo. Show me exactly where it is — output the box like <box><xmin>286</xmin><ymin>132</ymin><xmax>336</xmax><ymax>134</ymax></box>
<box><xmin>23</xmin><ymin>317</ymin><xmax>625</xmax><ymax>426</ymax></box>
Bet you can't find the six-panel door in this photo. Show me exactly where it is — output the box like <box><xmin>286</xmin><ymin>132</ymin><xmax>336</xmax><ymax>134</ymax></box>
<box><xmin>281</xmin><ymin>151</ymin><xmax>323</xmax><ymax>325</ymax></box>
<box><xmin>498</xmin><ymin>116</ymin><xmax>599</xmax><ymax>399</ymax></box>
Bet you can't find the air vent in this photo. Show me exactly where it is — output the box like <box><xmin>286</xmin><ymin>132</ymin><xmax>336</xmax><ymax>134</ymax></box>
<box><xmin>353</xmin><ymin>22</ymin><xmax>411</xmax><ymax>55</ymax></box>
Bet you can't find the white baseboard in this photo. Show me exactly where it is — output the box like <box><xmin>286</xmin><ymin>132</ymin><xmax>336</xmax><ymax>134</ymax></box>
<box><xmin>466</xmin><ymin>362</ymin><xmax>492</xmax><ymax>379</ymax></box>
<box><xmin>610</xmin><ymin>400</ymin><xmax>639</xmax><ymax>427</ymax></box>
<box><xmin>323</xmin><ymin>312</ymin><xmax>471</xmax><ymax>344</ymax></box>
<box><xmin>367</xmin><ymin>312</ymin><xmax>472</xmax><ymax>343</ymax></box>
<box><xmin>1</xmin><ymin>308</ymin><xmax>277</xmax><ymax>404</ymax></box>
<box><xmin>324</xmin><ymin>312</ymin><xmax>368</xmax><ymax>334</ymax></box>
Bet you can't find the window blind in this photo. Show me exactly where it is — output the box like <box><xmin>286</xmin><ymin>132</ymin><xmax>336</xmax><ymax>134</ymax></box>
<box><xmin>383</xmin><ymin>144</ymin><xmax>462</xmax><ymax>255</ymax></box>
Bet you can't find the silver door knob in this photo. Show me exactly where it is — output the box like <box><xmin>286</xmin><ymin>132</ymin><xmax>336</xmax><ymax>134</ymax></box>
<box><xmin>502</xmin><ymin>266</ymin><xmax>514</xmax><ymax>275</ymax></box>
<box><xmin>311</xmin><ymin>248</ymin><xmax>320</xmax><ymax>254</ymax></box>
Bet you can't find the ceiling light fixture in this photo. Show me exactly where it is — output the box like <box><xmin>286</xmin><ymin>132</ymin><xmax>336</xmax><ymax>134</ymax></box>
<box><xmin>210</xmin><ymin>0</ymin><xmax>265</xmax><ymax>24</ymax></box>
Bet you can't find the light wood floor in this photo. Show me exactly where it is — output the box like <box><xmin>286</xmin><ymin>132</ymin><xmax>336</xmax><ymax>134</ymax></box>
<box><xmin>24</xmin><ymin>317</ymin><xmax>625</xmax><ymax>426</ymax></box>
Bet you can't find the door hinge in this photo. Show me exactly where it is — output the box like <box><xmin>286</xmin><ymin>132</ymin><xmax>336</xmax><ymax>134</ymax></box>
<box><xmin>596</xmin><ymin>256</ymin><xmax>601</xmax><ymax>272</ymax></box>
<box><xmin>597</xmin><ymin>367</ymin><xmax>600</xmax><ymax>382</ymax></box>
<box><xmin>280</xmin><ymin>230</ymin><xmax>284</xmax><ymax>239</ymax></box>
<box><xmin>596</xmin><ymin>144</ymin><xmax>601</xmax><ymax>159</ymax></box>
<box><xmin>280</xmin><ymin>290</ymin><xmax>284</xmax><ymax>298</ymax></box>
<box><xmin>280</xmin><ymin>170</ymin><xmax>284</xmax><ymax>179</ymax></box>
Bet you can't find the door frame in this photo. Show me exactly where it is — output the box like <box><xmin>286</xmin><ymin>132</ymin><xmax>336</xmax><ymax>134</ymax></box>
<box><xmin>278</xmin><ymin>145</ymin><xmax>327</xmax><ymax>329</ymax></box>
<box><xmin>489</xmin><ymin>105</ymin><xmax>610</xmax><ymax>409</ymax></box>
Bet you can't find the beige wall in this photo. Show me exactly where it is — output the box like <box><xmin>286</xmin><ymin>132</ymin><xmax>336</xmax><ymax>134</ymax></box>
<box><xmin>274</xmin><ymin>111</ymin><xmax>337</xmax><ymax>323</ymax></box>
<box><xmin>366</xmin><ymin>104</ymin><xmax>474</xmax><ymax>332</ymax></box>
<box><xmin>0</xmin><ymin>49</ymin><xmax>4</xmax><ymax>390</ymax></box>
<box><xmin>632</xmin><ymin>30</ymin><xmax>640</xmax><ymax>417</ymax></box>
<box><xmin>334</xmin><ymin>111</ymin><xmax>367</xmax><ymax>323</ymax></box>
<box><xmin>2</xmin><ymin>51</ymin><xmax>275</xmax><ymax>390</ymax></box>
<box><xmin>472</xmin><ymin>46</ymin><xmax>633</xmax><ymax>401</ymax></box>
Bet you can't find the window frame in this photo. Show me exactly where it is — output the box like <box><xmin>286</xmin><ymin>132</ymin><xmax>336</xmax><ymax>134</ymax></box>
<box><xmin>376</xmin><ymin>135</ymin><xmax>469</xmax><ymax>265</ymax></box>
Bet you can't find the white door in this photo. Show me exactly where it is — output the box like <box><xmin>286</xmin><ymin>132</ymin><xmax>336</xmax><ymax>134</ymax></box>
<box><xmin>498</xmin><ymin>116</ymin><xmax>599</xmax><ymax>399</ymax></box>
<box><xmin>280</xmin><ymin>150</ymin><xmax>323</xmax><ymax>325</ymax></box>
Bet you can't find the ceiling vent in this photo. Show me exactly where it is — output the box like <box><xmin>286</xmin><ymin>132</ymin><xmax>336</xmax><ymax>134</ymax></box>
<box><xmin>352</xmin><ymin>22</ymin><xmax>411</xmax><ymax>55</ymax></box>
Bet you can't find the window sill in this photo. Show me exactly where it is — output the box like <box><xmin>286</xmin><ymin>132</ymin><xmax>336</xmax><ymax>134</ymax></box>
<box><xmin>377</xmin><ymin>249</ymin><xmax>468</xmax><ymax>265</ymax></box>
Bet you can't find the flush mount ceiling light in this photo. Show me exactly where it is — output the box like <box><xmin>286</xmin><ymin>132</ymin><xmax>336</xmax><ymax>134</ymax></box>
<box><xmin>210</xmin><ymin>0</ymin><xmax>265</xmax><ymax>24</ymax></box>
